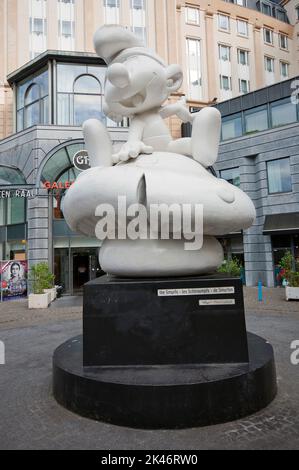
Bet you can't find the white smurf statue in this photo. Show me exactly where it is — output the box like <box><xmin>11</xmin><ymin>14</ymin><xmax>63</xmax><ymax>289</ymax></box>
<box><xmin>63</xmin><ymin>25</ymin><xmax>256</xmax><ymax>277</ymax></box>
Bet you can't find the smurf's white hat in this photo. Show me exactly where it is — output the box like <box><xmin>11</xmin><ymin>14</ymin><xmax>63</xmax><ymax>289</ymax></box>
<box><xmin>93</xmin><ymin>25</ymin><xmax>166</xmax><ymax>66</ymax></box>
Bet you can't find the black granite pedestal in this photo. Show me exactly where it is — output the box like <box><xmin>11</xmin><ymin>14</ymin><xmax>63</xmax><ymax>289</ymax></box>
<box><xmin>53</xmin><ymin>275</ymin><xmax>277</xmax><ymax>429</ymax></box>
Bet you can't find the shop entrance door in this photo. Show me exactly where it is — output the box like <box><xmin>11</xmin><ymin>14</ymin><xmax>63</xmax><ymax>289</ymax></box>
<box><xmin>73</xmin><ymin>253</ymin><xmax>90</xmax><ymax>292</ymax></box>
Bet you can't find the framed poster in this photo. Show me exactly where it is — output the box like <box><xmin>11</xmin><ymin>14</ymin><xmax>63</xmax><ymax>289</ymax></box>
<box><xmin>0</xmin><ymin>261</ymin><xmax>28</xmax><ymax>301</ymax></box>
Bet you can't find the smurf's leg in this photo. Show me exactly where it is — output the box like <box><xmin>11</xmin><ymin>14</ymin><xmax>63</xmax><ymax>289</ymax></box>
<box><xmin>191</xmin><ymin>107</ymin><xmax>221</xmax><ymax>167</ymax></box>
<box><xmin>167</xmin><ymin>138</ymin><xmax>192</xmax><ymax>157</ymax></box>
<box><xmin>83</xmin><ymin>119</ymin><xmax>113</xmax><ymax>168</ymax></box>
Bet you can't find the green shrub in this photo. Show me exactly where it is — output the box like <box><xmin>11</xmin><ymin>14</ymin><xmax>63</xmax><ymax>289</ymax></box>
<box><xmin>279</xmin><ymin>251</ymin><xmax>299</xmax><ymax>287</ymax></box>
<box><xmin>217</xmin><ymin>257</ymin><xmax>242</xmax><ymax>277</ymax></box>
<box><xmin>30</xmin><ymin>262</ymin><xmax>55</xmax><ymax>295</ymax></box>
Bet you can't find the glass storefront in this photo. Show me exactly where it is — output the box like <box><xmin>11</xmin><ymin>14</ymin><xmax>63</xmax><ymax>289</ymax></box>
<box><xmin>42</xmin><ymin>143</ymin><xmax>104</xmax><ymax>294</ymax></box>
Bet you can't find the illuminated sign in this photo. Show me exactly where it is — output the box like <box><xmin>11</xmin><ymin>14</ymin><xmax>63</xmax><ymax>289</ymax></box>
<box><xmin>73</xmin><ymin>150</ymin><xmax>90</xmax><ymax>171</ymax></box>
<box><xmin>43</xmin><ymin>181</ymin><xmax>75</xmax><ymax>190</ymax></box>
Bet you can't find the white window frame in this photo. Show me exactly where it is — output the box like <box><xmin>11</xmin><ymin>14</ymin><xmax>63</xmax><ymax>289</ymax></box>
<box><xmin>239</xmin><ymin>79</ymin><xmax>250</xmax><ymax>94</ymax></box>
<box><xmin>265</xmin><ymin>56</ymin><xmax>274</xmax><ymax>73</ymax></box>
<box><xmin>263</xmin><ymin>28</ymin><xmax>273</xmax><ymax>45</ymax></box>
<box><xmin>238</xmin><ymin>49</ymin><xmax>249</xmax><ymax>66</ymax></box>
<box><xmin>185</xmin><ymin>6</ymin><xmax>200</xmax><ymax>25</ymax></box>
<box><xmin>220</xmin><ymin>75</ymin><xmax>232</xmax><ymax>91</ymax></box>
<box><xmin>237</xmin><ymin>19</ymin><xmax>248</xmax><ymax>37</ymax></box>
<box><xmin>218</xmin><ymin>14</ymin><xmax>230</xmax><ymax>31</ymax></box>
<box><xmin>280</xmin><ymin>61</ymin><xmax>289</xmax><ymax>78</ymax></box>
<box><xmin>218</xmin><ymin>44</ymin><xmax>231</xmax><ymax>62</ymax></box>
<box><xmin>279</xmin><ymin>33</ymin><xmax>288</xmax><ymax>50</ymax></box>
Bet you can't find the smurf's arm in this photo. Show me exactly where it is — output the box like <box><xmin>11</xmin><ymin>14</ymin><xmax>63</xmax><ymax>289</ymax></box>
<box><xmin>160</xmin><ymin>97</ymin><xmax>194</xmax><ymax>123</ymax></box>
<box><xmin>112</xmin><ymin>117</ymin><xmax>153</xmax><ymax>163</ymax></box>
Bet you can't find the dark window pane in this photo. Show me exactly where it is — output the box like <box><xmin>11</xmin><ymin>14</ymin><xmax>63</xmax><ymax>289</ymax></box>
<box><xmin>244</xmin><ymin>106</ymin><xmax>268</xmax><ymax>133</ymax></box>
<box><xmin>220</xmin><ymin>167</ymin><xmax>240</xmax><ymax>187</ymax></box>
<box><xmin>7</xmin><ymin>198</ymin><xmax>26</xmax><ymax>225</ymax></box>
<box><xmin>267</xmin><ymin>158</ymin><xmax>292</xmax><ymax>194</ymax></box>
<box><xmin>222</xmin><ymin>113</ymin><xmax>242</xmax><ymax>140</ymax></box>
<box><xmin>271</xmin><ymin>98</ymin><xmax>297</xmax><ymax>127</ymax></box>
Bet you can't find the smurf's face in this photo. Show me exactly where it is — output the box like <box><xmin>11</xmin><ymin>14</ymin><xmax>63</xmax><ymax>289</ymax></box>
<box><xmin>103</xmin><ymin>55</ymin><xmax>183</xmax><ymax>121</ymax></box>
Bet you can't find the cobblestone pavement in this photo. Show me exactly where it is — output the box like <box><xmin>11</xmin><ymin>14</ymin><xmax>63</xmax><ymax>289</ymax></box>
<box><xmin>0</xmin><ymin>287</ymin><xmax>297</xmax><ymax>330</ymax></box>
<box><xmin>0</xmin><ymin>289</ymin><xmax>298</xmax><ymax>450</ymax></box>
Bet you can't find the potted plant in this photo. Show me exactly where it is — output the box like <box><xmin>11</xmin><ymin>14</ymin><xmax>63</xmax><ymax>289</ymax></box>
<box><xmin>279</xmin><ymin>251</ymin><xmax>299</xmax><ymax>301</ymax></box>
<box><xmin>217</xmin><ymin>257</ymin><xmax>242</xmax><ymax>277</ymax></box>
<box><xmin>28</xmin><ymin>263</ymin><xmax>55</xmax><ymax>309</ymax></box>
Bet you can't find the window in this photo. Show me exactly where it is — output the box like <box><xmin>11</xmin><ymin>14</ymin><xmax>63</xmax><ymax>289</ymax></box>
<box><xmin>220</xmin><ymin>168</ymin><xmax>240</xmax><ymax>187</ymax></box>
<box><xmin>218</xmin><ymin>44</ymin><xmax>231</xmax><ymax>61</ymax></box>
<box><xmin>58</xmin><ymin>0</ymin><xmax>75</xmax><ymax>50</ymax></box>
<box><xmin>237</xmin><ymin>19</ymin><xmax>248</xmax><ymax>36</ymax></box>
<box><xmin>29</xmin><ymin>0</ymin><xmax>47</xmax><ymax>58</ymax></box>
<box><xmin>279</xmin><ymin>33</ymin><xmax>288</xmax><ymax>50</ymax></box>
<box><xmin>296</xmin><ymin>6</ymin><xmax>299</xmax><ymax>20</ymax></box>
<box><xmin>264</xmin><ymin>28</ymin><xmax>273</xmax><ymax>44</ymax></box>
<box><xmin>244</xmin><ymin>105</ymin><xmax>268</xmax><ymax>133</ymax></box>
<box><xmin>271</xmin><ymin>98</ymin><xmax>297</xmax><ymax>127</ymax></box>
<box><xmin>265</xmin><ymin>56</ymin><xmax>274</xmax><ymax>73</ymax></box>
<box><xmin>186</xmin><ymin>38</ymin><xmax>202</xmax><ymax>100</ymax></box>
<box><xmin>7</xmin><ymin>198</ymin><xmax>26</xmax><ymax>225</ymax></box>
<box><xmin>276</xmin><ymin>10</ymin><xmax>287</xmax><ymax>22</ymax></box>
<box><xmin>221</xmin><ymin>114</ymin><xmax>243</xmax><ymax>140</ymax></box>
<box><xmin>238</xmin><ymin>49</ymin><xmax>249</xmax><ymax>65</ymax></box>
<box><xmin>104</xmin><ymin>0</ymin><xmax>120</xmax><ymax>24</ymax></box>
<box><xmin>262</xmin><ymin>3</ymin><xmax>271</xmax><ymax>16</ymax></box>
<box><xmin>218</xmin><ymin>14</ymin><xmax>230</xmax><ymax>31</ymax></box>
<box><xmin>16</xmin><ymin>68</ymin><xmax>49</xmax><ymax>131</ymax></box>
<box><xmin>280</xmin><ymin>61</ymin><xmax>289</xmax><ymax>79</ymax></box>
<box><xmin>131</xmin><ymin>0</ymin><xmax>147</xmax><ymax>44</ymax></box>
<box><xmin>239</xmin><ymin>79</ymin><xmax>249</xmax><ymax>94</ymax></box>
<box><xmin>185</xmin><ymin>6</ymin><xmax>200</xmax><ymax>25</ymax></box>
<box><xmin>267</xmin><ymin>158</ymin><xmax>292</xmax><ymax>194</ymax></box>
<box><xmin>220</xmin><ymin>75</ymin><xmax>232</xmax><ymax>91</ymax></box>
<box><xmin>236</xmin><ymin>0</ymin><xmax>246</xmax><ymax>6</ymax></box>
<box><xmin>57</xmin><ymin>64</ymin><xmax>106</xmax><ymax>126</ymax></box>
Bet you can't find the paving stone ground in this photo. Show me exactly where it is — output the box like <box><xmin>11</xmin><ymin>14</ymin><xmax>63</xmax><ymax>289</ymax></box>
<box><xmin>0</xmin><ymin>288</ymin><xmax>298</xmax><ymax>450</ymax></box>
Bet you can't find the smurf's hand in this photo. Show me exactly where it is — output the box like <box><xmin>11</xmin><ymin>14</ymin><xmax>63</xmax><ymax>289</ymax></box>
<box><xmin>160</xmin><ymin>97</ymin><xmax>193</xmax><ymax>123</ymax></box>
<box><xmin>112</xmin><ymin>141</ymin><xmax>153</xmax><ymax>164</ymax></box>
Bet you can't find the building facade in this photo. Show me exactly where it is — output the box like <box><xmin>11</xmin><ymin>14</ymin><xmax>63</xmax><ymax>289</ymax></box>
<box><xmin>183</xmin><ymin>75</ymin><xmax>299</xmax><ymax>287</ymax></box>
<box><xmin>1</xmin><ymin>0</ymin><xmax>299</xmax><ymax>140</ymax></box>
<box><xmin>0</xmin><ymin>1</ymin><xmax>299</xmax><ymax>292</ymax></box>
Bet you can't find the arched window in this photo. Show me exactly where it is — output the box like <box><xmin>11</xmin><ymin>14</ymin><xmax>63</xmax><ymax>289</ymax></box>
<box><xmin>73</xmin><ymin>75</ymin><xmax>103</xmax><ymax>126</ymax></box>
<box><xmin>16</xmin><ymin>67</ymin><xmax>49</xmax><ymax>131</ymax></box>
<box><xmin>56</xmin><ymin>64</ymin><xmax>106</xmax><ymax>126</ymax></box>
<box><xmin>24</xmin><ymin>83</ymin><xmax>41</xmax><ymax>128</ymax></box>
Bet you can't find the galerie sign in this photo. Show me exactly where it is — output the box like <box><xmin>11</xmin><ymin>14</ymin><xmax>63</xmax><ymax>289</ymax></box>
<box><xmin>0</xmin><ymin>189</ymin><xmax>36</xmax><ymax>199</ymax></box>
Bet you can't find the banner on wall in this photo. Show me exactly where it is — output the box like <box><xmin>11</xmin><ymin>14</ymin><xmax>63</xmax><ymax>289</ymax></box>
<box><xmin>0</xmin><ymin>261</ymin><xmax>28</xmax><ymax>301</ymax></box>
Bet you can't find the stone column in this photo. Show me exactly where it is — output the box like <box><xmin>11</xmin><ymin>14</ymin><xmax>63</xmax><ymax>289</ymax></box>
<box><xmin>205</xmin><ymin>11</ymin><xmax>217</xmax><ymax>102</ymax></box>
<box><xmin>27</xmin><ymin>189</ymin><xmax>50</xmax><ymax>290</ymax></box>
<box><xmin>253</xmin><ymin>23</ymin><xmax>264</xmax><ymax>90</ymax></box>
<box><xmin>241</xmin><ymin>157</ymin><xmax>274</xmax><ymax>287</ymax></box>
